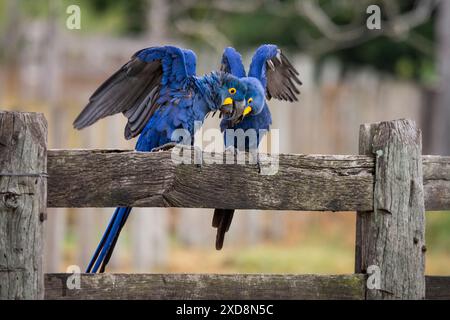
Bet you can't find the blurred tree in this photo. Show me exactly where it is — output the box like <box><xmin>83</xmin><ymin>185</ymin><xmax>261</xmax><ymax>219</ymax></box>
<box><xmin>430</xmin><ymin>0</ymin><xmax>450</xmax><ymax>155</ymax></box>
<box><xmin>3</xmin><ymin>0</ymin><xmax>438</xmax><ymax>81</ymax></box>
<box><xmin>0</xmin><ymin>0</ymin><xmax>22</xmax><ymax>102</ymax></box>
<box><xmin>168</xmin><ymin>0</ymin><xmax>438</xmax><ymax>81</ymax></box>
<box><xmin>147</xmin><ymin>0</ymin><xmax>169</xmax><ymax>41</ymax></box>
<box><xmin>0</xmin><ymin>0</ymin><xmax>21</xmax><ymax>61</ymax></box>
<box><xmin>90</xmin><ymin>0</ymin><xmax>148</xmax><ymax>34</ymax></box>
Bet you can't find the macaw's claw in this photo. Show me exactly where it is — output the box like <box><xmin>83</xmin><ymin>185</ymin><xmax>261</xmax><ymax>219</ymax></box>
<box><xmin>194</xmin><ymin>146</ymin><xmax>203</xmax><ymax>168</ymax></box>
<box><xmin>224</xmin><ymin>145</ymin><xmax>240</xmax><ymax>156</ymax></box>
<box><xmin>151</xmin><ymin>142</ymin><xmax>178</xmax><ymax>152</ymax></box>
<box><xmin>257</xmin><ymin>153</ymin><xmax>262</xmax><ymax>174</ymax></box>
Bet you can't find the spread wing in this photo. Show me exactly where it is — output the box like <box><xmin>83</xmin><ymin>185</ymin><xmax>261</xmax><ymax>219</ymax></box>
<box><xmin>220</xmin><ymin>47</ymin><xmax>246</xmax><ymax>78</ymax></box>
<box><xmin>248</xmin><ymin>44</ymin><xmax>302</xmax><ymax>102</ymax></box>
<box><xmin>73</xmin><ymin>46</ymin><xmax>197</xmax><ymax>139</ymax></box>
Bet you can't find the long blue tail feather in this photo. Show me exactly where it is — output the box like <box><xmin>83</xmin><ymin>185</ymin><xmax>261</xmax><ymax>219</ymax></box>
<box><xmin>85</xmin><ymin>207</ymin><xmax>120</xmax><ymax>272</ymax></box>
<box><xmin>87</xmin><ymin>207</ymin><xmax>132</xmax><ymax>273</ymax></box>
<box><xmin>99</xmin><ymin>208</ymin><xmax>132</xmax><ymax>273</ymax></box>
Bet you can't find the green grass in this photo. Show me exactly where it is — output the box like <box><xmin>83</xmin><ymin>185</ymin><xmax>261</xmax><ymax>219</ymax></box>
<box><xmin>224</xmin><ymin>242</ymin><xmax>354</xmax><ymax>274</ymax></box>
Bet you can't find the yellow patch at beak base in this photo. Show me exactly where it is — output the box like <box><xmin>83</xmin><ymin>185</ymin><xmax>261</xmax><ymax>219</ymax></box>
<box><xmin>223</xmin><ymin>97</ymin><xmax>233</xmax><ymax>106</ymax></box>
<box><xmin>243</xmin><ymin>106</ymin><xmax>252</xmax><ymax>116</ymax></box>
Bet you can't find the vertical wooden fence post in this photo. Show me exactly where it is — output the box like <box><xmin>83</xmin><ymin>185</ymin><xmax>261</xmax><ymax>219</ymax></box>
<box><xmin>0</xmin><ymin>111</ymin><xmax>47</xmax><ymax>300</ymax></box>
<box><xmin>355</xmin><ymin>119</ymin><xmax>426</xmax><ymax>299</ymax></box>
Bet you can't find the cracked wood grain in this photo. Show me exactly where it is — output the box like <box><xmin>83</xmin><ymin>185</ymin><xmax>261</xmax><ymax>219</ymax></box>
<box><xmin>43</xmin><ymin>273</ymin><xmax>450</xmax><ymax>300</ymax></box>
<box><xmin>46</xmin><ymin>149</ymin><xmax>450</xmax><ymax>211</ymax></box>
<box><xmin>355</xmin><ymin>119</ymin><xmax>426</xmax><ymax>300</ymax></box>
<box><xmin>47</xmin><ymin>150</ymin><xmax>375</xmax><ymax>210</ymax></box>
<box><xmin>0</xmin><ymin>111</ymin><xmax>47</xmax><ymax>300</ymax></box>
<box><xmin>44</xmin><ymin>273</ymin><xmax>366</xmax><ymax>300</ymax></box>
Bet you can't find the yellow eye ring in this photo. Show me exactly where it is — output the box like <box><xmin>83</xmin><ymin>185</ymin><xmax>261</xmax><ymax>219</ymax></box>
<box><xmin>229</xmin><ymin>88</ymin><xmax>236</xmax><ymax>95</ymax></box>
<box><xmin>248</xmin><ymin>98</ymin><xmax>253</xmax><ymax>104</ymax></box>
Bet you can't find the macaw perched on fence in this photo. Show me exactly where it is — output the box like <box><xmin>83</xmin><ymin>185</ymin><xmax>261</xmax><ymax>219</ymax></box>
<box><xmin>213</xmin><ymin>44</ymin><xmax>302</xmax><ymax>250</ymax></box>
<box><xmin>73</xmin><ymin>46</ymin><xmax>250</xmax><ymax>273</ymax></box>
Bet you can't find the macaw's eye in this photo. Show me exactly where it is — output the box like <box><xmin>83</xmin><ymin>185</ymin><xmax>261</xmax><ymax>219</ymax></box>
<box><xmin>248</xmin><ymin>98</ymin><xmax>253</xmax><ymax>104</ymax></box>
<box><xmin>229</xmin><ymin>88</ymin><xmax>236</xmax><ymax>95</ymax></box>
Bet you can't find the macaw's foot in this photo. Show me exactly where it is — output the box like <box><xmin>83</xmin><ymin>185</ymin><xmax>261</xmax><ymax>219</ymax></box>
<box><xmin>255</xmin><ymin>152</ymin><xmax>266</xmax><ymax>174</ymax></box>
<box><xmin>256</xmin><ymin>153</ymin><xmax>262</xmax><ymax>174</ymax></box>
<box><xmin>224</xmin><ymin>145</ymin><xmax>246</xmax><ymax>165</ymax></box>
<box><xmin>194</xmin><ymin>146</ymin><xmax>203</xmax><ymax>168</ymax></box>
<box><xmin>257</xmin><ymin>153</ymin><xmax>279</xmax><ymax>176</ymax></box>
<box><xmin>151</xmin><ymin>142</ymin><xmax>178</xmax><ymax>152</ymax></box>
<box><xmin>224</xmin><ymin>145</ymin><xmax>241</xmax><ymax>156</ymax></box>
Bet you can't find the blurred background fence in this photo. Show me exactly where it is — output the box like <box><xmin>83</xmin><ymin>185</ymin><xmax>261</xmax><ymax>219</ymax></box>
<box><xmin>0</xmin><ymin>0</ymin><xmax>448</xmax><ymax>275</ymax></box>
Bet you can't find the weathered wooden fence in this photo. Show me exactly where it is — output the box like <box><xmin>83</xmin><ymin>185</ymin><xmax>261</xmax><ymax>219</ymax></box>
<box><xmin>1</xmin><ymin>111</ymin><xmax>449</xmax><ymax>300</ymax></box>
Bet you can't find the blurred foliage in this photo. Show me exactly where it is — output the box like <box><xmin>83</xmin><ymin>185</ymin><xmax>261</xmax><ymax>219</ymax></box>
<box><xmin>177</xmin><ymin>0</ymin><xmax>436</xmax><ymax>82</ymax></box>
<box><xmin>86</xmin><ymin>0</ymin><xmax>148</xmax><ymax>34</ymax></box>
<box><xmin>427</xmin><ymin>212</ymin><xmax>450</xmax><ymax>252</ymax></box>
<box><xmin>0</xmin><ymin>0</ymin><xmax>148</xmax><ymax>35</ymax></box>
<box><xmin>0</xmin><ymin>0</ymin><xmax>438</xmax><ymax>82</ymax></box>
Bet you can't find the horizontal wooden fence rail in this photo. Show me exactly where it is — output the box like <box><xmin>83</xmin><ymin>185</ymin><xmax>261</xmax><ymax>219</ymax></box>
<box><xmin>47</xmin><ymin>150</ymin><xmax>450</xmax><ymax>211</ymax></box>
<box><xmin>44</xmin><ymin>274</ymin><xmax>450</xmax><ymax>300</ymax></box>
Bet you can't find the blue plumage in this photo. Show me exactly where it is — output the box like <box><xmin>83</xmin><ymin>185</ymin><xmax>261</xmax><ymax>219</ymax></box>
<box><xmin>221</xmin><ymin>47</ymin><xmax>246</xmax><ymax>78</ymax></box>
<box><xmin>248</xmin><ymin>44</ymin><xmax>279</xmax><ymax>89</ymax></box>
<box><xmin>222</xmin><ymin>77</ymin><xmax>269</xmax><ymax>150</ymax></box>
<box><xmin>74</xmin><ymin>46</ymin><xmax>249</xmax><ymax>272</ymax></box>
<box><xmin>220</xmin><ymin>44</ymin><xmax>298</xmax><ymax>148</ymax></box>
<box><xmin>213</xmin><ymin>44</ymin><xmax>302</xmax><ymax>250</ymax></box>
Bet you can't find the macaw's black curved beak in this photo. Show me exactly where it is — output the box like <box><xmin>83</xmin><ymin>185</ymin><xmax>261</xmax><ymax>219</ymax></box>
<box><xmin>220</xmin><ymin>99</ymin><xmax>246</xmax><ymax>125</ymax></box>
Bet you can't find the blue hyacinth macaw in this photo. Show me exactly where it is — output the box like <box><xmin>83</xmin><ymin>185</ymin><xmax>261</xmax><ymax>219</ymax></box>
<box><xmin>212</xmin><ymin>44</ymin><xmax>302</xmax><ymax>250</ymax></box>
<box><xmin>73</xmin><ymin>46</ymin><xmax>249</xmax><ymax>273</ymax></box>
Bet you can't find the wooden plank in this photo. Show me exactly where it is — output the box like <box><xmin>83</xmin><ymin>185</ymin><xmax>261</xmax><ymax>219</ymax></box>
<box><xmin>426</xmin><ymin>276</ymin><xmax>450</xmax><ymax>300</ymax></box>
<box><xmin>423</xmin><ymin>155</ymin><xmax>450</xmax><ymax>210</ymax></box>
<box><xmin>355</xmin><ymin>119</ymin><xmax>425</xmax><ymax>300</ymax></box>
<box><xmin>46</xmin><ymin>149</ymin><xmax>450</xmax><ymax>211</ymax></box>
<box><xmin>44</xmin><ymin>273</ymin><xmax>366</xmax><ymax>300</ymax></box>
<box><xmin>43</xmin><ymin>273</ymin><xmax>450</xmax><ymax>300</ymax></box>
<box><xmin>0</xmin><ymin>111</ymin><xmax>47</xmax><ymax>300</ymax></box>
<box><xmin>355</xmin><ymin>124</ymin><xmax>376</xmax><ymax>276</ymax></box>
<box><xmin>47</xmin><ymin>150</ymin><xmax>375</xmax><ymax>210</ymax></box>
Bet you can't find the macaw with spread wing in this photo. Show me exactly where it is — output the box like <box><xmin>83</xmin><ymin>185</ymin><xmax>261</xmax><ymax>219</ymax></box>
<box><xmin>73</xmin><ymin>46</ymin><xmax>250</xmax><ymax>273</ymax></box>
<box><xmin>213</xmin><ymin>44</ymin><xmax>302</xmax><ymax>250</ymax></box>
